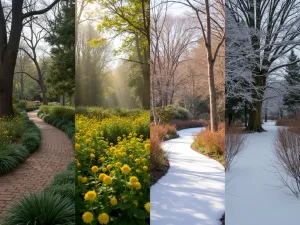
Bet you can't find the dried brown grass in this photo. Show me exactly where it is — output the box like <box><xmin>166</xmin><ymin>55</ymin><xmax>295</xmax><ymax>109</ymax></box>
<box><xmin>192</xmin><ymin>123</ymin><xmax>225</xmax><ymax>165</ymax></box>
<box><xmin>150</xmin><ymin>124</ymin><xmax>178</xmax><ymax>184</ymax></box>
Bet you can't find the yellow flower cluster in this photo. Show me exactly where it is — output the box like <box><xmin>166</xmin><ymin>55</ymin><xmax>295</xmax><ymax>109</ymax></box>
<box><xmin>76</xmin><ymin>113</ymin><xmax>150</xmax><ymax>224</ymax></box>
<box><xmin>0</xmin><ymin>116</ymin><xmax>24</xmax><ymax>145</ymax></box>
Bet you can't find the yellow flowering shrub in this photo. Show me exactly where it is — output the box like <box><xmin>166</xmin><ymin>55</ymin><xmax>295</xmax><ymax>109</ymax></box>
<box><xmin>76</xmin><ymin>113</ymin><xmax>150</xmax><ymax>225</ymax></box>
<box><xmin>0</xmin><ymin>116</ymin><xmax>24</xmax><ymax>144</ymax></box>
<box><xmin>75</xmin><ymin>111</ymin><xmax>150</xmax><ymax>144</ymax></box>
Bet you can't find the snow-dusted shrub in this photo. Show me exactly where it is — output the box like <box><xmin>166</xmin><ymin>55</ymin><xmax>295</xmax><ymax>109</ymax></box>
<box><xmin>225</xmin><ymin>127</ymin><xmax>246</xmax><ymax>171</ymax></box>
<box><xmin>274</xmin><ymin>128</ymin><xmax>300</xmax><ymax>198</ymax></box>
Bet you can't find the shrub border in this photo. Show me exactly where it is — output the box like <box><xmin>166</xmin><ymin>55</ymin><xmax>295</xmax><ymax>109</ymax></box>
<box><xmin>37</xmin><ymin>111</ymin><xmax>75</xmax><ymax>142</ymax></box>
<box><xmin>0</xmin><ymin>111</ymin><xmax>41</xmax><ymax>175</ymax></box>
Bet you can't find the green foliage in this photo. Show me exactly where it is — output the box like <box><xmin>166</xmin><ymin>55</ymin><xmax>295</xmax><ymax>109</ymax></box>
<box><xmin>0</xmin><ymin>144</ymin><xmax>29</xmax><ymax>175</ymax></box>
<box><xmin>16</xmin><ymin>100</ymin><xmax>27</xmax><ymax>110</ymax></box>
<box><xmin>283</xmin><ymin>50</ymin><xmax>300</xmax><ymax>114</ymax></box>
<box><xmin>13</xmin><ymin>104</ymin><xmax>21</xmax><ymax>116</ymax></box>
<box><xmin>88</xmin><ymin>0</ymin><xmax>150</xmax><ymax>109</ymax></box>
<box><xmin>26</xmin><ymin>106</ymin><xmax>39</xmax><ymax>112</ymax></box>
<box><xmin>49</xmin><ymin>106</ymin><xmax>75</xmax><ymax>121</ymax></box>
<box><xmin>22</xmin><ymin>118</ymin><xmax>41</xmax><ymax>153</ymax></box>
<box><xmin>46</xmin><ymin>0</ymin><xmax>75</xmax><ymax>98</ymax></box>
<box><xmin>174</xmin><ymin>107</ymin><xmax>192</xmax><ymax>120</ymax></box>
<box><xmin>44</xmin><ymin>165</ymin><xmax>75</xmax><ymax>200</ymax></box>
<box><xmin>156</xmin><ymin>105</ymin><xmax>176</xmax><ymax>123</ymax></box>
<box><xmin>0</xmin><ymin>116</ymin><xmax>24</xmax><ymax>144</ymax></box>
<box><xmin>22</xmin><ymin>133</ymin><xmax>40</xmax><ymax>153</ymax></box>
<box><xmin>76</xmin><ymin>106</ymin><xmax>145</xmax><ymax>119</ymax></box>
<box><xmin>39</xmin><ymin>105</ymin><xmax>75</xmax><ymax>120</ymax></box>
<box><xmin>1</xmin><ymin>192</ymin><xmax>75</xmax><ymax>225</ymax></box>
<box><xmin>52</xmin><ymin>170</ymin><xmax>75</xmax><ymax>186</ymax></box>
<box><xmin>156</xmin><ymin>105</ymin><xmax>197</xmax><ymax>123</ymax></box>
<box><xmin>39</xmin><ymin>105</ymin><xmax>51</xmax><ymax>114</ymax></box>
<box><xmin>38</xmin><ymin>105</ymin><xmax>75</xmax><ymax>141</ymax></box>
<box><xmin>44</xmin><ymin>183</ymin><xmax>75</xmax><ymax>200</ymax></box>
<box><xmin>0</xmin><ymin>112</ymin><xmax>40</xmax><ymax>174</ymax></box>
<box><xmin>91</xmin><ymin>0</ymin><xmax>149</xmax><ymax>56</ymax></box>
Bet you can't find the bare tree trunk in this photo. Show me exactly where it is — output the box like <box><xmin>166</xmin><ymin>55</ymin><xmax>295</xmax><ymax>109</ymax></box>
<box><xmin>264</xmin><ymin>107</ymin><xmax>267</xmax><ymax>122</ymax></box>
<box><xmin>20</xmin><ymin>73</ymin><xmax>24</xmax><ymax>100</ymax></box>
<box><xmin>207</xmin><ymin>61</ymin><xmax>218</xmax><ymax>131</ymax></box>
<box><xmin>142</xmin><ymin>63</ymin><xmax>150</xmax><ymax>109</ymax></box>
<box><xmin>205</xmin><ymin>0</ymin><xmax>218</xmax><ymax>132</ymax></box>
<box><xmin>244</xmin><ymin>101</ymin><xmax>247</xmax><ymax>127</ymax></box>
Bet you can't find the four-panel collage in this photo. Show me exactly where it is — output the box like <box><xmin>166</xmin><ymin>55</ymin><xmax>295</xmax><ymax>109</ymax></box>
<box><xmin>0</xmin><ymin>0</ymin><xmax>299</xmax><ymax>225</ymax></box>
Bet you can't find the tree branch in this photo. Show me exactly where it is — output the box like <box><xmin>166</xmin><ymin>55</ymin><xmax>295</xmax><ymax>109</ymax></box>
<box><xmin>22</xmin><ymin>0</ymin><xmax>60</xmax><ymax>19</ymax></box>
<box><xmin>14</xmin><ymin>71</ymin><xmax>39</xmax><ymax>82</ymax></box>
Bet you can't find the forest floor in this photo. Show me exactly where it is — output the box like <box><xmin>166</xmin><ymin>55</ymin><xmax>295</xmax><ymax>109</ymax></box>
<box><xmin>0</xmin><ymin>111</ymin><xmax>73</xmax><ymax>216</ymax></box>
<box><xmin>226</xmin><ymin>121</ymin><xmax>300</xmax><ymax>225</ymax></box>
<box><xmin>151</xmin><ymin>128</ymin><xmax>225</xmax><ymax>225</ymax></box>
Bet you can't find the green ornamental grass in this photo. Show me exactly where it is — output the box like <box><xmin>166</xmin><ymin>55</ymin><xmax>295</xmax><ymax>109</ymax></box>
<box><xmin>2</xmin><ymin>192</ymin><xmax>75</xmax><ymax>225</ymax></box>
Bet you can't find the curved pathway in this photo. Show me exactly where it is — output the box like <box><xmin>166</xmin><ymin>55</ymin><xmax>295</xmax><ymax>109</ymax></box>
<box><xmin>0</xmin><ymin>111</ymin><xmax>73</xmax><ymax>216</ymax></box>
<box><xmin>226</xmin><ymin>122</ymin><xmax>300</xmax><ymax>225</ymax></box>
<box><xmin>151</xmin><ymin>128</ymin><xmax>225</xmax><ymax>225</ymax></box>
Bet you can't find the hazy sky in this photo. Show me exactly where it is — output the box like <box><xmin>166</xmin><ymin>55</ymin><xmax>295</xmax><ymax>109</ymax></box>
<box><xmin>80</xmin><ymin>0</ymin><xmax>193</xmax><ymax>69</ymax></box>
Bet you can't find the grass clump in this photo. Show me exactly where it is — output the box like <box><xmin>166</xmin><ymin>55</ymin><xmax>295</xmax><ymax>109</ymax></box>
<box><xmin>1</xmin><ymin>192</ymin><xmax>75</xmax><ymax>225</ymax></box>
<box><xmin>0</xmin><ymin>144</ymin><xmax>29</xmax><ymax>175</ymax></box>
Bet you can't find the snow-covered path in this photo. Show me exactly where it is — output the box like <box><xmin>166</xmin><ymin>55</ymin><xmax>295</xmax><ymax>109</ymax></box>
<box><xmin>151</xmin><ymin>128</ymin><xmax>225</xmax><ymax>225</ymax></box>
<box><xmin>226</xmin><ymin>121</ymin><xmax>300</xmax><ymax>225</ymax></box>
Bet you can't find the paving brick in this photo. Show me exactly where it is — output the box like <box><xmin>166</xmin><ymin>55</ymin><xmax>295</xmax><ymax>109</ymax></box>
<box><xmin>0</xmin><ymin>111</ymin><xmax>74</xmax><ymax>215</ymax></box>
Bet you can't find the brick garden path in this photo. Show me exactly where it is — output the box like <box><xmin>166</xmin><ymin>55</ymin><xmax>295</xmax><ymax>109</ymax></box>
<box><xmin>0</xmin><ymin>111</ymin><xmax>74</xmax><ymax>216</ymax></box>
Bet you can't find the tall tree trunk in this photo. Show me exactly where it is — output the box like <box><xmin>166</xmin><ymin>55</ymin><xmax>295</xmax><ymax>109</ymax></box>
<box><xmin>247</xmin><ymin>100</ymin><xmax>264</xmax><ymax>132</ymax></box>
<box><xmin>40</xmin><ymin>82</ymin><xmax>48</xmax><ymax>105</ymax></box>
<box><xmin>142</xmin><ymin>63</ymin><xmax>150</xmax><ymax>109</ymax></box>
<box><xmin>60</xmin><ymin>95</ymin><xmax>65</xmax><ymax>106</ymax></box>
<box><xmin>151</xmin><ymin>68</ymin><xmax>158</xmax><ymax>124</ymax></box>
<box><xmin>0</xmin><ymin>69</ymin><xmax>14</xmax><ymax>117</ymax></box>
<box><xmin>20</xmin><ymin>73</ymin><xmax>24</xmax><ymax>100</ymax></box>
<box><xmin>136</xmin><ymin>34</ymin><xmax>150</xmax><ymax>109</ymax></box>
<box><xmin>205</xmin><ymin>0</ymin><xmax>218</xmax><ymax>132</ymax></box>
<box><xmin>264</xmin><ymin>107</ymin><xmax>267</xmax><ymax>122</ymax></box>
<box><xmin>0</xmin><ymin>1</ymin><xmax>23</xmax><ymax>117</ymax></box>
<box><xmin>0</xmin><ymin>0</ymin><xmax>60</xmax><ymax>117</ymax></box>
<box><xmin>244</xmin><ymin>101</ymin><xmax>248</xmax><ymax>127</ymax></box>
<box><xmin>207</xmin><ymin>59</ymin><xmax>218</xmax><ymax>131</ymax></box>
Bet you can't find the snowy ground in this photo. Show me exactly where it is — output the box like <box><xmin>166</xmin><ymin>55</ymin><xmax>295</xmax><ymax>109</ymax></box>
<box><xmin>151</xmin><ymin>128</ymin><xmax>225</xmax><ymax>225</ymax></box>
<box><xmin>226</xmin><ymin>121</ymin><xmax>300</xmax><ymax>225</ymax></box>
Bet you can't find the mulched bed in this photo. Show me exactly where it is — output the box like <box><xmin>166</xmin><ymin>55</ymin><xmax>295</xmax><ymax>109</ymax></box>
<box><xmin>150</xmin><ymin>133</ymin><xmax>179</xmax><ymax>185</ymax></box>
<box><xmin>151</xmin><ymin>161</ymin><xmax>170</xmax><ymax>185</ymax></box>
